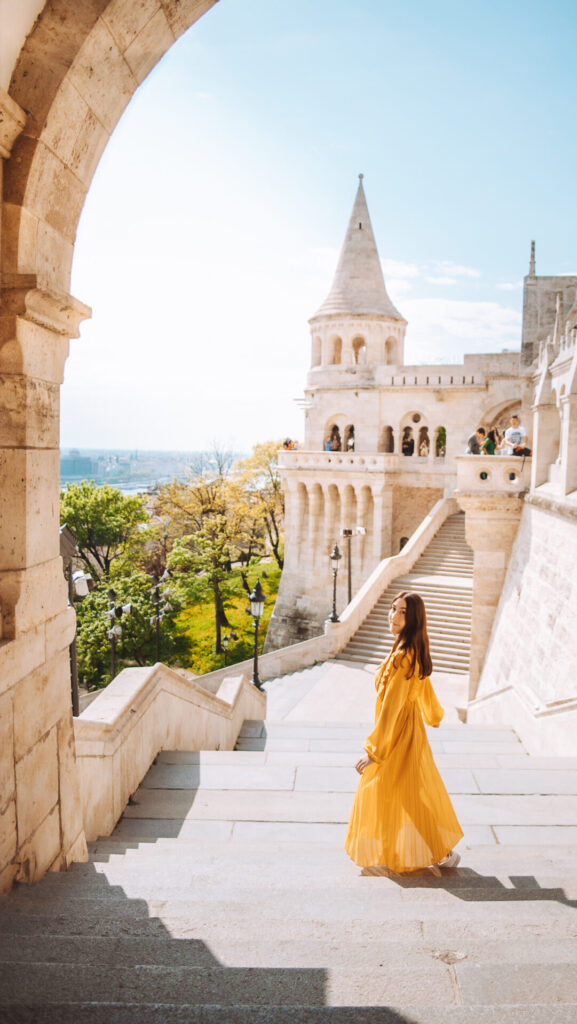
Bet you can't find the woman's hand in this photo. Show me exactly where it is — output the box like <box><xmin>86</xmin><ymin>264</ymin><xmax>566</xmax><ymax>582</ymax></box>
<box><xmin>355</xmin><ymin>754</ymin><xmax>374</xmax><ymax>775</ymax></box>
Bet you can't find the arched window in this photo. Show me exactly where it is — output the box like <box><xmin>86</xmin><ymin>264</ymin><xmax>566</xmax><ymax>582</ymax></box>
<box><xmin>329</xmin><ymin>336</ymin><xmax>342</xmax><ymax>364</ymax></box>
<box><xmin>384</xmin><ymin>336</ymin><xmax>396</xmax><ymax>364</ymax></box>
<box><xmin>311</xmin><ymin>336</ymin><xmax>321</xmax><ymax>367</ymax></box>
<box><xmin>345</xmin><ymin>425</ymin><xmax>355</xmax><ymax>452</ymax></box>
<box><xmin>401</xmin><ymin>427</ymin><xmax>415</xmax><ymax>456</ymax></box>
<box><xmin>435</xmin><ymin>426</ymin><xmax>446</xmax><ymax>458</ymax></box>
<box><xmin>418</xmin><ymin>426</ymin><xmax>430</xmax><ymax>457</ymax></box>
<box><xmin>352</xmin><ymin>336</ymin><xmax>367</xmax><ymax>365</ymax></box>
<box><xmin>379</xmin><ymin>426</ymin><xmax>394</xmax><ymax>452</ymax></box>
<box><xmin>323</xmin><ymin>423</ymin><xmax>342</xmax><ymax>452</ymax></box>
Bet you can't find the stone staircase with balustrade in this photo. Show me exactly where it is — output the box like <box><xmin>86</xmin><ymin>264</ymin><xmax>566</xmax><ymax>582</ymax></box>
<box><xmin>339</xmin><ymin>512</ymin><xmax>473</xmax><ymax>673</ymax></box>
<box><xmin>1</xmin><ymin>657</ymin><xmax>577</xmax><ymax>1022</ymax></box>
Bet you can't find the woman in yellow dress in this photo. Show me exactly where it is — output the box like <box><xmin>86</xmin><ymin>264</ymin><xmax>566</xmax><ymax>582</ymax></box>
<box><xmin>345</xmin><ymin>591</ymin><xmax>463</xmax><ymax>872</ymax></box>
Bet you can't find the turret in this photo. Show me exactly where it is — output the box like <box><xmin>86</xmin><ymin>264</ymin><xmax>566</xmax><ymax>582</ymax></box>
<box><xmin>308</xmin><ymin>176</ymin><xmax>407</xmax><ymax>372</ymax></box>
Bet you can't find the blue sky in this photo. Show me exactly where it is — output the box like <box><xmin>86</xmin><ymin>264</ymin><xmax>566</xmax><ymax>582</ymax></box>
<box><xmin>62</xmin><ymin>0</ymin><xmax>577</xmax><ymax>451</ymax></box>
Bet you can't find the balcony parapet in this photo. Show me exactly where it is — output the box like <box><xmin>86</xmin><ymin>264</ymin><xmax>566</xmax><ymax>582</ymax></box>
<box><xmin>278</xmin><ymin>450</ymin><xmax>452</xmax><ymax>479</ymax></box>
<box><xmin>455</xmin><ymin>454</ymin><xmax>532</xmax><ymax>496</ymax></box>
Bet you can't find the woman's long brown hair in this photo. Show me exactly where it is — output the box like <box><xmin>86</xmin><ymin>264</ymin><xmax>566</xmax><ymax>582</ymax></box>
<box><xmin>391</xmin><ymin>591</ymin><xmax>432</xmax><ymax>678</ymax></box>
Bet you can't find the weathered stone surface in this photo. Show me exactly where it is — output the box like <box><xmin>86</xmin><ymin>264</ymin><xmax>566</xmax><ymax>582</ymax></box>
<box><xmin>0</xmin><ymin>449</ymin><xmax>61</xmax><ymax>569</ymax></box>
<box><xmin>0</xmin><ymin>689</ymin><xmax>15</xmax><ymax>799</ymax></box>
<box><xmin>124</xmin><ymin>8</ymin><xmax>175</xmax><ymax>84</ymax></box>
<box><xmin>15</xmin><ymin>728</ymin><xmax>59</xmax><ymax>841</ymax></box>
<box><xmin>67</xmin><ymin>19</ymin><xmax>137</xmax><ymax>136</ymax></box>
<box><xmin>0</xmin><ymin>627</ymin><xmax>45</xmax><ymax>696</ymax></box>
<box><xmin>15</xmin><ymin>804</ymin><xmax>60</xmax><ymax>884</ymax></box>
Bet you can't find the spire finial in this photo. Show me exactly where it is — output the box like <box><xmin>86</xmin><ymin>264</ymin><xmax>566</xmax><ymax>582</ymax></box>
<box><xmin>529</xmin><ymin>240</ymin><xmax>536</xmax><ymax>277</ymax></box>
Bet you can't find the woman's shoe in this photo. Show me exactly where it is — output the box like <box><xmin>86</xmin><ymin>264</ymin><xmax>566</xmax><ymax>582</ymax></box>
<box><xmin>437</xmin><ymin>851</ymin><xmax>461</xmax><ymax>869</ymax></box>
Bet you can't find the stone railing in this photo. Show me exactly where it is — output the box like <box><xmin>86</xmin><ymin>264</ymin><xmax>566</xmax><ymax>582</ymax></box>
<box><xmin>278</xmin><ymin>451</ymin><xmax>398</xmax><ymax>471</ymax></box>
<box><xmin>278</xmin><ymin>451</ymin><xmax>449</xmax><ymax>473</ymax></box>
<box><xmin>74</xmin><ymin>664</ymin><xmax>265</xmax><ymax>840</ymax></box>
<box><xmin>455</xmin><ymin>454</ymin><xmax>532</xmax><ymax>495</ymax></box>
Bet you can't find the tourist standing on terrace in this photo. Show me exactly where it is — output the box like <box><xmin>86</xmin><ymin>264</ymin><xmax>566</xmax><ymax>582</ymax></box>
<box><xmin>345</xmin><ymin>592</ymin><xmax>463</xmax><ymax>873</ymax></box>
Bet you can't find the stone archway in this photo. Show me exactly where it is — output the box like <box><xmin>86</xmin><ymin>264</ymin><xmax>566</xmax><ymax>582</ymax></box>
<box><xmin>0</xmin><ymin>0</ymin><xmax>218</xmax><ymax>891</ymax></box>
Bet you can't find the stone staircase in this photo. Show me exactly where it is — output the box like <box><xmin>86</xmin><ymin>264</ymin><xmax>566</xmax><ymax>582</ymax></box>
<box><xmin>339</xmin><ymin>513</ymin><xmax>473</xmax><ymax>673</ymax></box>
<box><xmin>1</xmin><ymin>661</ymin><xmax>577</xmax><ymax>1022</ymax></box>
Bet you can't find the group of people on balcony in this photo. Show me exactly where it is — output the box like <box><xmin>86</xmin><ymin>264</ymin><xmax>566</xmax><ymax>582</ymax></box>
<box><xmin>324</xmin><ymin>425</ymin><xmax>355</xmax><ymax>452</ymax></box>
<box><xmin>466</xmin><ymin>415</ymin><xmax>531</xmax><ymax>457</ymax></box>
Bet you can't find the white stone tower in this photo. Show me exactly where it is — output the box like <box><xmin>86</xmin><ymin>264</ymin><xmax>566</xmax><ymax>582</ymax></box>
<box><xmin>265</xmin><ymin>178</ymin><xmax>527</xmax><ymax>652</ymax></box>
<box><xmin>306</xmin><ymin>174</ymin><xmax>407</xmax><ymax>454</ymax></box>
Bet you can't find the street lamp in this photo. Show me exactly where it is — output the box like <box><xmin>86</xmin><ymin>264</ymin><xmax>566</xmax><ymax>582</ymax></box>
<box><xmin>150</xmin><ymin>570</ymin><xmax>173</xmax><ymax>663</ymax></box>
<box><xmin>329</xmin><ymin>544</ymin><xmax>342</xmax><ymax>622</ymax></box>
<box><xmin>222</xmin><ymin>630</ymin><xmax>238</xmax><ymax>667</ymax></box>
<box><xmin>60</xmin><ymin>524</ymin><xmax>94</xmax><ymax>715</ymax></box>
<box><xmin>341</xmin><ymin>526</ymin><xmax>366</xmax><ymax>604</ymax></box>
<box><xmin>106</xmin><ymin>588</ymin><xmax>133</xmax><ymax>680</ymax></box>
<box><xmin>248</xmin><ymin>579</ymin><xmax>266</xmax><ymax>690</ymax></box>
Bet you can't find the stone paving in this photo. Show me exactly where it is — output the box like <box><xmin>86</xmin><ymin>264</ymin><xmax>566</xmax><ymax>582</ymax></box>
<box><xmin>1</xmin><ymin>659</ymin><xmax>576</xmax><ymax>1021</ymax></box>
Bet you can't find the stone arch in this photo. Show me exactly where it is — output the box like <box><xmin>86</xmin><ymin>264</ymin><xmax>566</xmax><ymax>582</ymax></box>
<box><xmin>384</xmin><ymin>336</ymin><xmax>397</xmax><ymax>364</ymax></box>
<box><xmin>418</xmin><ymin>425</ymin><xmax>430</xmax><ymax>457</ymax></box>
<box><xmin>352</xmin><ymin>336</ymin><xmax>367</xmax><ymax>365</ymax></box>
<box><xmin>0</xmin><ymin>0</ymin><xmax>219</xmax><ymax>888</ymax></box>
<box><xmin>434</xmin><ymin>425</ymin><xmax>447</xmax><ymax>458</ymax></box>
<box><xmin>328</xmin><ymin>335</ymin><xmax>342</xmax><ymax>365</ymax></box>
<box><xmin>400</xmin><ymin>411</ymin><xmax>425</xmax><ymax>457</ymax></box>
<box><xmin>379</xmin><ymin>425</ymin><xmax>395</xmax><ymax>453</ymax></box>
<box><xmin>311</xmin><ymin>335</ymin><xmax>322</xmax><ymax>367</ymax></box>
<box><xmin>324</xmin><ymin>419</ymin><xmax>344</xmax><ymax>451</ymax></box>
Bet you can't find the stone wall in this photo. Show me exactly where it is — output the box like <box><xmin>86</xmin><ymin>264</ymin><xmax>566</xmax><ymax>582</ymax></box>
<box><xmin>392</xmin><ymin>485</ymin><xmax>443</xmax><ymax>554</ymax></box>
<box><xmin>468</xmin><ymin>495</ymin><xmax>577</xmax><ymax>753</ymax></box>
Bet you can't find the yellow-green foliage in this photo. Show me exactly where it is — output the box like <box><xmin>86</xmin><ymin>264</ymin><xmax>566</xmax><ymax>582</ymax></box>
<box><xmin>177</xmin><ymin>564</ymin><xmax>281</xmax><ymax>674</ymax></box>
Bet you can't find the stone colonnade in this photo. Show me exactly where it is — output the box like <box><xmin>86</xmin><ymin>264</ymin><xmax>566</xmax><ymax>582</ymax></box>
<box><xmin>265</xmin><ymin>472</ymin><xmax>396</xmax><ymax>651</ymax></box>
<box><xmin>284</xmin><ymin>476</ymin><xmax>393</xmax><ymax>578</ymax></box>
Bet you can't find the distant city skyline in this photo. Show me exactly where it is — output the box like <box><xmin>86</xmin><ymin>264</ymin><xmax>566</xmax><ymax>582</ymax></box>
<box><xmin>61</xmin><ymin>0</ymin><xmax>577</xmax><ymax>451</ymax></box>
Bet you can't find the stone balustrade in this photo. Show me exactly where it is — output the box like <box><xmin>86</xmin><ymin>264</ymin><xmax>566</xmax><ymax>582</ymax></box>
<box><xmin>74</xmin><ymin>664</ymin><xmax>266</xmax><ymax>841</ymax></box>
<box><xmin>455</xmin><ymin>454</ymin><xmax>532</xmax><ymax>494</ymax></box>
<box><xmin>278</xmin><ymin>450</ymin><xmax>448</xmax><ymax>473</ymax></box>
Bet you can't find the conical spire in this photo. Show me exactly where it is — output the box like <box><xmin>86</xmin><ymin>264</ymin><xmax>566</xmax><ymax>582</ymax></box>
<box><xmin>312</xmin><ymin>175</ymin><xmax>404</xmax><ymax>320</ymax></box>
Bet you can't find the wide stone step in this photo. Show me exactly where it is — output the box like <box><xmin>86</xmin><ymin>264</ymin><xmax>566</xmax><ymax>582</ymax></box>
<box><xmin>0</xmin><ymin>1005</ymin><xmax>574</xmax><ymax>1024</ymax></box>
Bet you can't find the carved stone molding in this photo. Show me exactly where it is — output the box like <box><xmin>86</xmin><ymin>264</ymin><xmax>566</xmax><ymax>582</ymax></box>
<box><xmin>0</xmin><ymin>89</ymin><xmax>26</xmax><ymax>160</ymax></box>
<box><xmin>23</xmin><ymin>287</ymin><xmax>91</xmax><ymax>337</ymax></box>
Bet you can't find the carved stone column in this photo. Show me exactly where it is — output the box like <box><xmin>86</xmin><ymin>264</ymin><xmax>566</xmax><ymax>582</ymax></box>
<box><xmin>559</xmin><ymin>393</ymin><xmax>577</xmax><ymax>496</ymax></box>
<box><xmin>0</xmin><ymin>281</ymin><xmax>90</xmax><ymax>890</ymax></box>
<box><xmin>456</xmin><ymin>492</ymin><xmax>525</xmax><ymax>701</ymax></box>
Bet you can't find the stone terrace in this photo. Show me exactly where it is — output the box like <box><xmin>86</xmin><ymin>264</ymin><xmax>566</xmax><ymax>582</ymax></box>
<box><xmin>1</xmin><ymin>661</ymin><xmax>577</xmax><ymax>1022</ymax></box>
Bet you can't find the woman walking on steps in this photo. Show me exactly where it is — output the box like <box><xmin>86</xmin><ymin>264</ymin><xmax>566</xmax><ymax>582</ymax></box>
<box><xmin>345</xmin><ymin>591</ymin><xmax>463</xmax><ymax>873</ymax></box>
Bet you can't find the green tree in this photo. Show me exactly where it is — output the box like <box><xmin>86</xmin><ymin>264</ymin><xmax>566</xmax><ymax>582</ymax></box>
<box><xmin>75</xmin><ymin>570</ymin><xmax>190</xmax><ymax>689</ymax></box>
<box><xmin>235</xmin><ymin>441</ymin><xmax>285</xmax><ymax>568</ymax></box>
<box><xmin>60</xmin><ymin>482</ymin><xmax>148</xmax><ymax>582</ymax></box>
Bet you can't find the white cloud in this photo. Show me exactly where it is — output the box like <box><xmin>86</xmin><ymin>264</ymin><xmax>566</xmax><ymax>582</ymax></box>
<box><xmin>496</xmin><ymin>281</ymin><xmax>523</xmax><ymax>291</ymax></box>
<box><xmin>426</xmin><ymin>276</ymin><xmax>458</xmax><ymax>286</ymax></box>
<box><xmin>381</xmin><ymin>258</ymin><xmax>421</xmax><ymax>280</ymax></box>
<box><xmin>431</xmin><ymin>260</ymin><xmax>481</xmax><ymax>279</ymax></box>
<box><xmin>402</xmin><ymin>297</ymin><xmax>522</xmax><ymax>363</ymax></box>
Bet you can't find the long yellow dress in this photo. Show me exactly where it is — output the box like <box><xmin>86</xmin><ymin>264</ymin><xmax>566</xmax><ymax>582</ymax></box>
<box><xmin>345</xmin><ymin>649</ymin><xmax>464</xmax><ymax>872</ymax></box>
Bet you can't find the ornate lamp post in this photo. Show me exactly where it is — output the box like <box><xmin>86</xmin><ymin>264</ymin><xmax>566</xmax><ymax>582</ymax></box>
<box><xmin>150</xmin><ymin>570</ymin><xmax>172</xmax><ymax>663</ymax></box>
<box><xmin>222</xmin><ymin>631</ymin><xmax>238</xmax><ymax>667</ymax></box>
<box><xmin>341</xmin><ymin>526</ymin><xmax>366</xmax><ymax>604</ymax></box>
<box><xmin>248</xmin><ymin>579</ymin><xmax>266</xmax><ymax>690</ymax></box>
<box><xmin>106</xmin><ymin>588</ymin><xmax>132</xmax><ymax>680</ymax></box>
<box><xmin>329</xmin><ymin>544</ymin><xmax>342</xmax><ymax>622</ymax></box>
